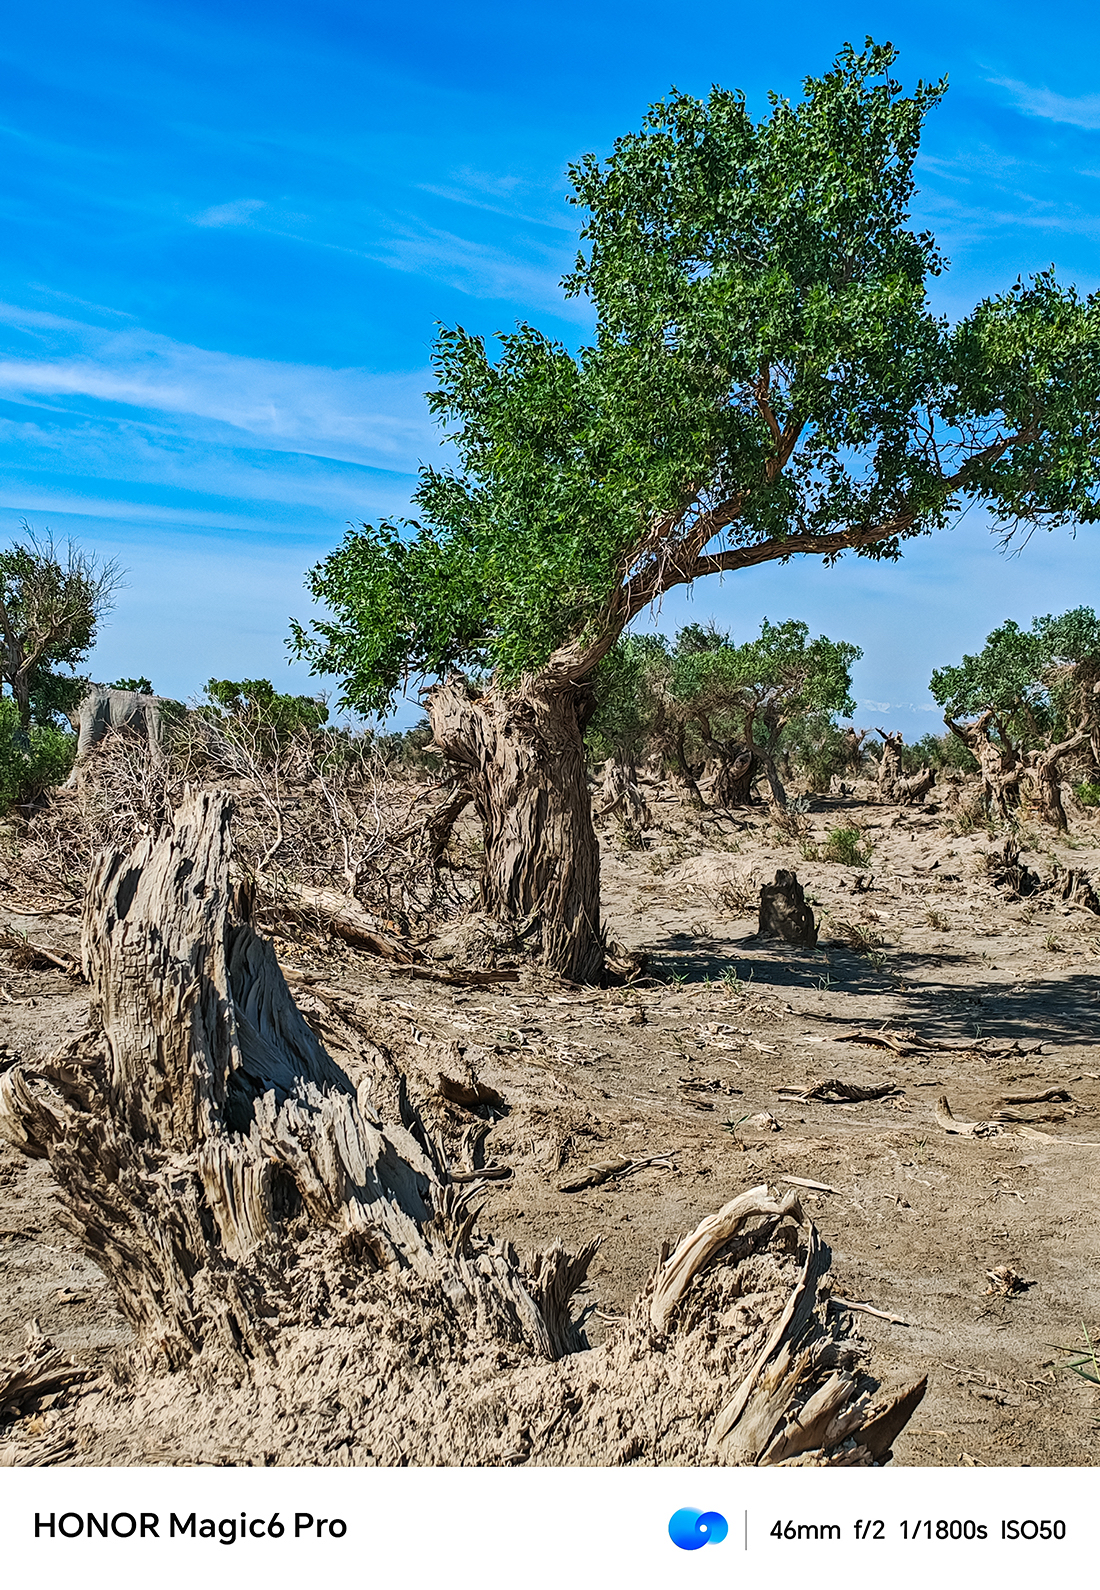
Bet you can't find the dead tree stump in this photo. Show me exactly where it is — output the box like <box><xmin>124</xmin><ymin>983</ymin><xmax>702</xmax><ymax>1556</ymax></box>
<box><xmin>0</xmin><ymin>794</ymin><xmax>922</xmax><ymax>1465</ymax></box>
<box><xmin>876</xmin><ymin>729</ymin><xmax>935</xmax><ymax>804</ymax></box>
<box><xmin>758</xmin><ymin>869</ymin><xmax>818</xmax><ymax>948</ymax></box>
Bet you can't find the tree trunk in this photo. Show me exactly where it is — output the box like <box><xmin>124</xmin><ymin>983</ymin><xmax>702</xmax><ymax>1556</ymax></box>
<box><xmin>713</xmin><ymin>744</ymin><xmax>754</xmax><ymax>806</ymax></box>
<box><xmin>0</xmin><ymin>793</ymin><xmax>926</xmax><ymax>1465</ymax></box>
<box><xmin>669</xmin><ymin>727</ymin><xmax>704</xmax><ymax>808</ymax></box>
<box><xmin>754</xmin><ymin>745</ymin><xmax>788</xmax><ymax>807</ymax></box>
<box><xmin>1020</xmin><ymin>729</ymin><xmax>1090</xmax><ymax>830</ymax></box>
<box><xmin>876</xmin><ymin>730</ymin><xmax>935</xmax><ymax>804</ymax></box>
<box><xmin>945</xmin><ymin>713</ymin><xmax>1019</xmax><ymax>816</ymax></box>
<box><xmin>425</xmin><ymin>674</ymin><xmax>604</xmax><ymax>984</ymax></box>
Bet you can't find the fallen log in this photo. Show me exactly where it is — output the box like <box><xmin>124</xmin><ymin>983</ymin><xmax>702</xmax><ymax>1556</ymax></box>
<box><xmin>264</xmin><ymin>879</ymin><xmax>419</xmax><ymax>960</ymax></box>
<box><xmin>0</xmin><ymin>793</ymin><xmax>925</xmax><ymax>1466</ymax></box>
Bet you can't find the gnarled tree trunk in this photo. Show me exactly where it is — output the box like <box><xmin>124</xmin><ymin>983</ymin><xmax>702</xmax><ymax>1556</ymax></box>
<box><xmin>1019</xmin><ymin>728</ymin><xmax>1090</xmax><ymax>830</ymax></box>
<box><xmin>425</xmin><ymin>673</ymin><xmax>604</xmax><ymax>984</ymax></box>
<box><xmin>668</xmin><ymin>726</ymin><xmax>704</xmax><ymax>808</ymax></box>
<box><xmin>945</xmin><ymin>712</ymin><xmax>1019</xmax><ymax>816</ymax></box>
<box><xmin>876</xmin><ymin>729</ymin><xmax>936</xmax><ymax>805</ymax></box>
<box><xmin>0</xmin><ymin>794</ymin><xmax>925</xmax><ymax>1466</ymax></box>
<box><xmin>712</xmin><ymin>743</ymin><xmax>755</xmax><ymax>806</ymax></box>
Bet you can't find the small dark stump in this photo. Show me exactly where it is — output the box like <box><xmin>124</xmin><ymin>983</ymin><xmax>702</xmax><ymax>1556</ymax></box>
<box><xmin>758</xmin><ymin>869</ymin><xmax>817</xmax><ymax>947</ymax></box>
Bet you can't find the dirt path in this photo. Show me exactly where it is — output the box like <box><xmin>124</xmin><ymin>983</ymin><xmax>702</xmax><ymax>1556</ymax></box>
<box><xmin>3</xmin><ymin>789</ymin><xmax>1100</xmax><ymax>1464</ymax></box>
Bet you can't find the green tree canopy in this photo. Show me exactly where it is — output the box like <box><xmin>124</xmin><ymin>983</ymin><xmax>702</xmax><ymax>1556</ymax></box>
<box><xmin>203</xmin><ymin>678</ymin><xmax>330</xmax><ymax>744</ymax></box>
<box><xmin>588</xmin><ymin>618</ymin><xmax>860</xmax><ymax>804</ymax></box>
<box><xmin>0</xmin><ymin>527</ymin><xmax>122</xmax><ymax>728</ymax></box>
<box><xmin>929</xmin><ymin>607</ymin><xmax>1100</xmax><ymax>743</ymax></box>
<box><xmin>291</xmin><ymin>40</ymin><xmax>1100</xmax><ymax>716</ymax></box>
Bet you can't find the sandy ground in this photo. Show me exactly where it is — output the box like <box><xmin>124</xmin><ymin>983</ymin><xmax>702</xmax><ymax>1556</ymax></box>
<box><xmin>4</xmin><ymin>783</ymin><xmax>1100</xmax><ymax>1465</ymax></box>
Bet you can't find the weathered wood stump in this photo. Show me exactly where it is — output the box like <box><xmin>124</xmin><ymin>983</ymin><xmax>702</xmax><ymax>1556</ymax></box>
<box><xmin>0</xmin><ymin>794</ymin><xmax>923</xmax><ymax>1465</ymax></box>
<box><xmin>758</xmin><ymin>869</ymin><xmax>818</xmax><ymax>948</ymax></box>
<box><xmin>876</xmin><ymin>729</ymin><xmax>935</xmax><ymax>804</ymax></box>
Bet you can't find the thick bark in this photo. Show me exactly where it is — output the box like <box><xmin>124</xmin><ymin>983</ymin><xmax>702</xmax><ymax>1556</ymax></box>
<box><xmin>0</xmin><ymin>794</ymin><xmax>924</xmax><ymax>1465</ymax></box>
<box><xmin>945</xmin><ymin>713</ymin><xmax>1020</xmax><ymax>816</ymax></box>
<box><xmin>758</xmin><ymin>870</ymin><xmax>817</xmax><ymax>948</ymax></box>
<box><xmin>598</xmin><ymin>756</ymin><xmax>650</xmax><ymax>834</ymax></box>
<box><xmin>1019</xmin><ymin>729</ymin><xmax>1091</xmax><ymax>831</ymax></box>
<box><xmin>841</xmin><ymin>727</ymin><xmax>868</xmax><ymax>773</ymax></box>
<box><xmin>712</xmin><ymin>744</ymin><xmax>754</xmax><ymax>806</ymax></box>
<box><xmin>875</xmin><ymin>730</ymin><xmax>936</xmax><ymax>805</ymax></box>
<box><xmin>754</xmin><ymin>745</ymin><xmax>789</xmax><ymax>807</ymax></box>
<box><xmin>425</xmin><ymin>674</ymin><xmax>604</xmax><ymax>984</ymax></box>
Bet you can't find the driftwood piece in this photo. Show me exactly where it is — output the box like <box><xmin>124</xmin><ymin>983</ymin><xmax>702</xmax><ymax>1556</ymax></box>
<box><xmin>934</xmin><ymin>1095</ymin><xmax>1002</xmax><ymax>1138</ymax></box>
<box><xmin>1052</xmin><ymin>866</ymin><xmax>1100</xmax><ymax>914</ymax></box>
<box><xmin>781</xmin><ymin>1079</ymin><xmax>901</xmax><ymax>1104</ymax></box>
<box><xmin>559</xmin><ymin>1154</ymin><xmax>674</xmax><ymax>1194</ymax></box>
<box><xmin>0</xmin><ymin>794</ymin><xmax>924</xmax><ymax>1466</ymax></box>
<box><xmin>830</xmin><ymin>1029</ymin><xmax>915</xmax><ymax>1055</ymax></box>
<box><xmin>758</xmin><ymin>870</ymin><xmax>817</xmax><ymax>947</ymax></box>
<box><xmin>830</xmin><ymin>1297</ymin><xmax>911</xmax><ymax>1326</ymax></box>
<box><xmin>0</xmin><ymin>930</ymin><xmax>79</xmax><ymax>977</ymax></box>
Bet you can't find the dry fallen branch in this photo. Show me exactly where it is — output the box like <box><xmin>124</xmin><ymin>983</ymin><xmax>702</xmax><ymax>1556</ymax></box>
<box><xmin>559</xmin><ymin>1154</ymin><xmax>674</xmax><ymax>1194</ymax></box>
<box><xmin>0</xmin><ymin>930</ymin><xmax>79</xmax><ymax>977</ymax></box>
<box><xmin>830</xmin><ymin>1030</ymin><xmax>916</xmax><ymax>1056</ymax></box>
<box><xmin>0</xmin><ymin>794</ymin><xmax>925</xmax><ymax>1466</ymax></box>
<box><xmin>1016</xmin><ymin>1126</ymin><xmax>1100</xmax><ymax>1146</ymax></box>
<box><xmin>829</xmin><ymin>1297</ymin><xmax>911</xmax><ymax>1326</ymax></box>
<box><xmin>780</xmin><ymin>1079</ymin><xmax>901</xmax><ymax>1104</ymax></box>
<box><xmin>1001</xmin><ymin>1088</ymin><xmax>1072</xmax><ymax>1105</ymax></box>
<box><xmin>934</xmin><ymin>1096</ymin><xmax>1003</xmax><ymax>1138</ymax></box>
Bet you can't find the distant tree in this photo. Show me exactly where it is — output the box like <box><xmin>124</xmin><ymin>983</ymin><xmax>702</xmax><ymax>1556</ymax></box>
<box><xmin>0</xmin><ymin>699</ymin><xmax>74</xmax><ymax>810</ymax></box>
<box><xmin>0</xmin><ymin>527</ymin><xmax>123</xmax><ymax>728</ymax></box>
<box><xmin>929</xmin><ymin>608</ymin><xmax>1100</xmax><ymax>826</ymax></box>
<box><xmin>202</xmin><ymin>678</ymin><xmax>329</xmax><ymax>753</ymax></box>
<box><xmin>108</xmin><ymin>676</ymin><xmax>154</xmax><ymax>695</ymax></box>
<box><xmin>668</xmin><ymin>619</ymin><xmax>860</xmax><ymax>806</ymax></box>
<box><xmin>588</xmin><ymin>620</ymin><xmax>860</xmax><ymax>807</ymax></box>
<box><xmin>292</xmin><ymin>42</ymin><xmax>1100</xmax><ymax>980</ymax></box>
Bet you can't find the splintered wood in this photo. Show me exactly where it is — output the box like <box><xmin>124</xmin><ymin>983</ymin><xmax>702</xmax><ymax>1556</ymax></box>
<box><xmin>0</xmin><ymin>794</ymin><xmax>927</xmax><ymax>1467</ymax></box>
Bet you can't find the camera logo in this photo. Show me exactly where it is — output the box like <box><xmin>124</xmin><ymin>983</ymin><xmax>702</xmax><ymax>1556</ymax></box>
<box><xmin>668</xmin><ymin>1508</ymin><xmax>729</xmax><ymax>1551</ymax></box>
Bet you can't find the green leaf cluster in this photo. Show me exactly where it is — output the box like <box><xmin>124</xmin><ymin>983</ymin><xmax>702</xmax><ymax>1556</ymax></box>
<box><xmin>0</xmin><ymin>531</ymin><xmax>117</xmax><ymax>727</ymax></box>
<box><xmin>202</xmin><ymin>678</ymin><xmax>329</xmax><ymax>752</ymax></box>
<box><xmin>291</xmin><ymin>41</ymin><xmax>1100</xmax><ymax>717</ymax></box>
<box><xmin>588</xmin><ymin>617</ymin><xmax>860</xmax><ymax>773</ymax></box>
<box><xmin>929</xmin><ymin>607</ymin><xmax>1100</xmax><ymax>746</ymax></box>
<box><xmin>0</xmin><ymin>698</ymin><xmax>75</xmax><ymax>810</ymax></box>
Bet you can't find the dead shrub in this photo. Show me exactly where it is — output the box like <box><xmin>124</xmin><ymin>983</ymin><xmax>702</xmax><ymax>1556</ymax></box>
<box><xmin>10</xmin><ymin>718</ymin><xmax>476</xmax><ymax>933</ymax></box>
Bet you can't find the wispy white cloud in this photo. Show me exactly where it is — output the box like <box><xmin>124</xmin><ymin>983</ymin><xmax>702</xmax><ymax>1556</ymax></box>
<box><xmin>192</xmin><ymin>197</ymin><xmax>265</xmax><ymax>227</ymax></box>
<box><xmin>366</xmin><ymin>218</ymin><xmax>583</xmax><ymax>315</ymax></box>
<box><xmin>0</xmin><ymin>299</ymin><xmax>438</xmax><ymax>470</ymax></box>
<box><xmin>991</xmin><ymin>77</ymin><xmax>1100</xmax><ymax>131</ymax></box>
<box><xmin>418</xmin><ymin>164</ymin><xmax>576</xmax><ymax>233</ymax></box>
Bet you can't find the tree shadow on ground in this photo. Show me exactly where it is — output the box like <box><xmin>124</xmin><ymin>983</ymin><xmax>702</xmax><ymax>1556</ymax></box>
<box><xmin>642</xmin><ymin>929</ymin><xmax>1100</xmax><ymax>1047</ymax></box>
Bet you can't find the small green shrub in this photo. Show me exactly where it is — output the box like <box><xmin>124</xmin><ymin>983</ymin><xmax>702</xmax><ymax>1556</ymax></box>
<box><xmin>1075</xmin><ymin>781</ymin><xmax>1100</xmax><ymax>808</ymax></box>
<box><xmin>0</xmin><ymin>699</ymin><xmax>75</xmax><ymax>809</ymax></box>
<box><xmin>822</xmin><ymin>826</ymin><xmax>871</xmax><ymax>866</ymax></box>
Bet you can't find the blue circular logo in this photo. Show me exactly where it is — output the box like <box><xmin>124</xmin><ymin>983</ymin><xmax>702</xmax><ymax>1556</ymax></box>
<box><xmin>668</xmin><ymin>1508</ymin><xmax>729</xmax><ymax>1550</ymax></box>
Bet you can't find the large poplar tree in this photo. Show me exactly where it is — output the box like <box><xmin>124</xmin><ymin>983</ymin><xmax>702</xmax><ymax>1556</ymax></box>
<box><xmin>292</xmin><ymin>41</ymin><xmax>1100</xmax><ymax>981</ymax></box>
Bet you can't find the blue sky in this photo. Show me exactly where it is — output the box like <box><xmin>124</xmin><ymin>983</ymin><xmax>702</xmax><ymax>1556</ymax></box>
<box><xmin>4</xmin><ymin>0</ymin><xmax>1100</xmax><ymax>733</ymax></box>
